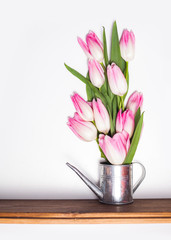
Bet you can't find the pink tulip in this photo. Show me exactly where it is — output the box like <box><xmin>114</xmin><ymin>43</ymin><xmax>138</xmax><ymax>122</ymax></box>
<box><xmin>92</xmin><ymin>98</ymin><xmax>110</xmax><ymax>134</ymax></box>
<box><xmin>99</xmin><ymin>131</ymin><xmax>130</xmax><ymax>165</ymax></box>
<box><xmin>120</xmin><ymin>29</ymin><xmax>135</xmax><ymax>62</ymax></box>
<box><xmin>88</xmin><ymin>59</ymin><xmax>105</xmax><ymax>88</ymax></box>
<box><xmin>77</xmin><ymin>31</ymin><xmax>103</xmax><ymax>62</ymax></box>
<box><xmin>107</xmin><ymin>63</ymin><xmax>127</xmax><ymax>96</ymax></box>
<box><xmin>126</xmin><ymin>91</ymin><xmax>143</xmax><ymax>115</ymax></box>
<box><xmin>116</xmin><ymin>109</ymin><xmax>134</xmax><ymax>138</ymax></box>
<box><xmin>67</xmin><ymin>113</ymin><xmax>97</xmax><ymax>142</ymax></box>
<box><xmin>71</xmin><ymin>93</ymin><xmax>94</xmax><ymax>121</ymax></box>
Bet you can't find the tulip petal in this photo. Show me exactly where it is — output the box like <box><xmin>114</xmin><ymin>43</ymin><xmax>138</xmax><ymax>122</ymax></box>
<box><xmin>120</xmin><ymin>29</ymin><xmax>135</xmax><ymax>62</ymax></box>
<box><xmin>106</xmin><ymin>135</ymin><xmax>126</xmax><ymax>165</ymax></box>
<box><xmin>71</xmin><ymin>93</ymin><xmax>94</xmax><ymax>121</ymax></box>
<box><xmin>86</xmin><ymin>31</ymin><xmax>104</xmax><ymax>62</ymax></box>
<box><xmin>122</xmin><ymin>110</ymin><xmax>135</xmax><ymax>138</ymax></box>
<box><xmin>67</xmin><ymin>117</ymin><xmax>85</xmax><ymax>141</ymax></box>
<box><xmin>99</xmin><ymin>132</ymin><xmax>129</xmax><ymax>165</ymax></box>
<box><xmin>119</xmin><ymin>130</ymin><xmax>130</xmax><ymax>152</ymax></box>
<box><xmin>67</xmin><ymin>113</ymin><xmax>97</xmax><ymax>142</ymax></box>
<box><xmin>93</xmin><ymin>98</ymin><xmax>110</xmax><ymax>134</ymax></box>
<box><xmin>116</xmin><ymin>109</ymin><xmax>135</xmax><ymax>138</ymax></box>
<box><xmin>116</xmin><ymin>109</ymin><xmax>123</xmax><ymax>133</ymax></box>
<box><xmin>87</xmin><ymin>31</ymin><xmax>103</xmax><ymax>49</ymax></box>
<box><xmin>107</xmin><ymin>63</ymin><xmax>127</xmax><ymax>96</ymax></box>
<box><xmin>77</xmin><ymin>37</ymin><xmax>93</xmax><ymax>59</ymax></box>
<box><xmin>126</xmin><ymin>91</ymin><xmax>143</xmax><ymax>115</ymax></box>
<box><xmin>88</xmin><ymin>60</ymin><xmax>105</xmax><ymax>88</ymax></box>
<box><xmin>112</xmin><ymin>64</ymin><xmax>127</xmax><ymax>96</ymax></box>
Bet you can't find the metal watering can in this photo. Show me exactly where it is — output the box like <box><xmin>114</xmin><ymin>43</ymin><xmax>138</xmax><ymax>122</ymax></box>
<box><xmin>66</xmin><ymin>161</ymin><xmax>146</xmax><ymax>205</ymax></box>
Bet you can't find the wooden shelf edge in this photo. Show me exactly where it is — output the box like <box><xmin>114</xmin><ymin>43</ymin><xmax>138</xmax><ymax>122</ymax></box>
<box><xmin>0</xmin><ymin>218</ymin><xmax>171</xmax><ymax>224</ymax></box>
<box><xmin>0</xmin><ymin>212</ymin><xmax>171</xmax><ymax>219</ymax></box>
<box><xmin>0</xmin><ymin>199</ymin><xmax>170</xmax><ymax>224</ymax></box>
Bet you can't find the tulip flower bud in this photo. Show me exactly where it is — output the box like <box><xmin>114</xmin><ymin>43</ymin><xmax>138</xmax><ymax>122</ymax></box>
<box><xmin>88</xmin><ymin>59</ymin><xmax>105</xmax><ymax>88</ymax></box>
<box><xmin>107</xmin><ymin>63</ymin><xmax>127</xmax><ymax>96</ymax></box>
<box><xmin>126</xmin><ymin>91</ymin><xmax>143</xmax><ymax>115</ymax></box>
<box><xmin>71</xmin><ymin>93</ymin><xmax>94</xmax><ymax>122</ymax></box>
<box><xmin>77</xmin><ymin>31</ymin><xmax>104</xmax><ymax>62</ymax></box>
<box><xmin>92</xmin><ymin>98</ymin><xmax>110</xmax><ymax>134</ymax></box>
<box><xmin>116</xmin><ymin>109</ymin><xmax>134</xmax><ymax>138</ymax></box>
<box><xmin>120</xmin><ymin>29</ymin><xmax>135</xmax><ymax>62</ymax></box>
<box><xmin>67</xmin><ymin>113</ymin><xmax>97</xmax><ymax>142</ymax></box>
<box><xmin>99</xmin><ymin>131</ymin><xmax>130</xmax><ymax>165</ymax></box>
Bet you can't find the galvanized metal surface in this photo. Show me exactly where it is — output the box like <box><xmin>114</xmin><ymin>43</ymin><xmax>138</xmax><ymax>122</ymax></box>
<box><xmin>66</xmin><ymin>161</ymin><xmax>146</xmax><ymax>205</ymax></box>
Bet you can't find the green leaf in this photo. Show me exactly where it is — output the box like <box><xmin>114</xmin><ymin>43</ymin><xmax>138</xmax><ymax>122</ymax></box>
<box><xmin>102</xmin><ymin>71</ymin><xmax>113</xmax><ymax>99</ymax></box>
<box><xmin>112</xmin><ymin>95</ymin><xmax>117</xmax><ymax>135</ymax></box>
<box><xmin>86</xmin><ymin>85</ymin><xmax>95</xmax><ymax>101</ymax></box>
<box><xmin>105</xmin><ymin>74</ymin><xmax>113</xmax><ymax>100</ymax></box>
<box><xmin>99</xmin><ymin>66</ymin><xmax>112</xmax><ymax>106</ymax></box>
<box><xmin>117</xmin><ymin>95</ymin><xmax>121</xmax><ymax>109</ymax></box>
<box><xmin>100</xmin><ymin>78</ymin><xmax>107</xmax><ymax>96</ymax></box>
<box><xmin>64</xmin><ymin>63</ymin><xmax>107</xmax><ymax>107</ymax></box>
<box><xmin>86</xmin><ymin>72</ymin><xmax>95</xmax><ymax>101</ymax></box>
<box><xmin>65</xmin><ymin>63</ymin><xmax>89</xmax><ymax>85</ymax></box>
<box><xmin>134</xmin><ymin>107</ymin><xmax>141</xmax><ymax>130</ymax></box>
<box><xmin>109</xmin><ymin>111</ymin><xmax>114</xmax><ymax>136</ymax></box>
<box><xmin>123</xmin><ymin>112</ymin><xmax>144</xmax><ymax>164</ymax></box>
<box><xmin>103</xmin><ymin>27</ymin><xmax>108</xmax><ymax>67</ymax></box>
<box><xmin>110</xmin><ymin>21</ymin><xmax>126</xmax><ymax>73</ymax></box>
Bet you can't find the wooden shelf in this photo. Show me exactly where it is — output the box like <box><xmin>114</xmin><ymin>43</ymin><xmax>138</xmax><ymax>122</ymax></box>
<box><xmin>0</xmin><ymin>199</ymin><xmax>170</xmax><ymax>224</ymax></box>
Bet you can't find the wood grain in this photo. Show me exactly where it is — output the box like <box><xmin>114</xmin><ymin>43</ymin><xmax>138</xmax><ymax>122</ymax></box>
<box><xmin>0</xmin><ymin>199</ymin><xmax>170</xmax><ymax>224</ymax></box>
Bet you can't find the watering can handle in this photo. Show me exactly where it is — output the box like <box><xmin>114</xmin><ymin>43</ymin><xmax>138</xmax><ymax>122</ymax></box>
<box><xmin>132</xmin><ymin>162</ymin><xmax>146</xmax><ymax>193</ymax></box>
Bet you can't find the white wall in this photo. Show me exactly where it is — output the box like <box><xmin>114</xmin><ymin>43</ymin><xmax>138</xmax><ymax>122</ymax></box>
<box><xmin>0</xmin><ymin>0</ymin><xmax>171</xmax><ymax>238</ymax></box>
<box><xmin>0</xmin><ymin>0</ymin><xmax>170</xmax><ymax>200</ymax></box>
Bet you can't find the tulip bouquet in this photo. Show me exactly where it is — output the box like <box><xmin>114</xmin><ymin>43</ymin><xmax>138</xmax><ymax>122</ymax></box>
<box><xmin>65</xmin><ymin>21</ymin><xmax>144</xmax><ymax>165</ymax></box>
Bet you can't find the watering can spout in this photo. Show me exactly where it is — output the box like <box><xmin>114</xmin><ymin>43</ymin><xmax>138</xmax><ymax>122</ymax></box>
<box><xmin>66</xmin><ymin>162</ymin><xmax>103</xmax><ymax>200</ymax></box>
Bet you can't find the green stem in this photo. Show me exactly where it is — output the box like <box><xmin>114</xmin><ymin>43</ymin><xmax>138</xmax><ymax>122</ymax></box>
<box><xmin>120</xmin><ymin>96</ymin><xmax>125</xmax><ymax>111</ymax></box>
<box><xmin>100</xmin><ymin>62</ymin><xmax>114</xmax><ymax>136</ymax></box>
<box><xmin>123</xmin><ymin>61</ymin><xmax>129</xmax><ymax>100</ymax></box>
<box><xmin>125</xmin><ymin>62</ymin><xmax>129</xmax><ymax>91</ymax></box>
<box><xmin>109</xmin><ymin>109</ymin><xmax>114</xmax><ymax>136</ymax></box>
<box><xmin>125</xmin><ymin>61</ymin><xmax>128</xmax><ymax>78</ymax></box>
<box><xmin>101</xmin><ymin>61</ymin><xmax>114</xmax><ymax>110</ymax></box>
<box><xmin>101</xmin><ymin>62</ymin><xmax>106</xmax><ymax>71</ymax></box>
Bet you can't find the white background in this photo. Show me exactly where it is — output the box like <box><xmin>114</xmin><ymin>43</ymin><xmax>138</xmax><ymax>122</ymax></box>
<box><xmin>0</xmin><ymin>0</ymin><xmax>171</xmax><ymax>239</ymax></box>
